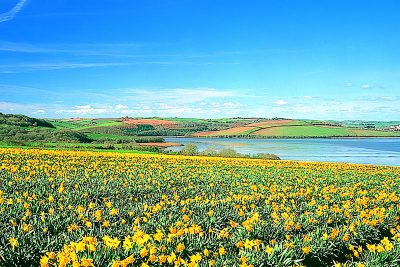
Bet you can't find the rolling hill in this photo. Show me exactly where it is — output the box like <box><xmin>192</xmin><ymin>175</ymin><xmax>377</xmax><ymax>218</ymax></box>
<box><xmin>1</xmin><ymin>114</ymin><xmax>399</xmax><ymax>148</ymax></box>
<box><xmin>192</xmin><ymin>119</ymin><xmax>400</xmax><ymax>138</ymax></box>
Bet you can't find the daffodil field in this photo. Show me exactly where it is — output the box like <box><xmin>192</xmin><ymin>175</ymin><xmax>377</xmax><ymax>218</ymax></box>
<box><xmin>0</xmin><ymin>148</ymin><xmax>399</xmax><ymax>267</ymax></box>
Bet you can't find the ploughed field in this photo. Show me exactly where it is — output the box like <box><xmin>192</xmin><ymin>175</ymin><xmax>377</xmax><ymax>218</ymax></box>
<box><xmin>0</xmin><ymin>148</ymin><xmax>399</xmax><ymax>267</ymax></box>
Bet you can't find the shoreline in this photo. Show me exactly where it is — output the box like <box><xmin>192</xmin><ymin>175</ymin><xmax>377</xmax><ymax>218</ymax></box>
<box><xmin>139</xmin><ymin>142</ymin><xmax>182</xmax><ymax>148</ymax></box>
<box><xmin>165</xmin><ymin>136</ymin><xmax>400</xmax><ymax>140</ymax></box>
<box><xmin>1</xmin><ymin>145</ymin><xmax>399</xmax><ymax>167</ymax></box>
<box><xmin>1</xmin><ymin>146</ymin><xmax>399</xmax><ymax>168</ymax></box>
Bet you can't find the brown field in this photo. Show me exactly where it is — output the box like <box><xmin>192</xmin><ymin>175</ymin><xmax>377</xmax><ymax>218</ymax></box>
<box><xmin>67</xmin><ymin>118</ymin><xmax>87</xmax><ymax>121</ymax></box>
<box><xmin>250</xmin><ymin>127</ymin><xmax>281</xmax><ymax>136</ymax></box>
<box><xmin>193</xmin><ymin>126</ymin><xmax>255</xmax><ymax>136</ymax></box>
<box><xmin>190</xmin><ymin>119</ymin><xmax>400</xmax><ymax>138</ymax></box>
<box><xmin>122</xmin><ymin>119</ymin><xmax>177</xmax><ymax>127</ymax></box>
<box><xmin>245</xmin><ymin>119</ymin><xmax>294</xmax><ymax>127</ymax></box>
<box><xmin>192</xmin><ymin>120</ymin><xmax>297</xmax><ymax>137</ymax></box>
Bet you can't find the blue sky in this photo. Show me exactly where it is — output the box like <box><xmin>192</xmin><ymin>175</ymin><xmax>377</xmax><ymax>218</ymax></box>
<box><xmin>0</xmin><ymin>0</ymin><xmax>399</xmax><ymax>120</ymax></box>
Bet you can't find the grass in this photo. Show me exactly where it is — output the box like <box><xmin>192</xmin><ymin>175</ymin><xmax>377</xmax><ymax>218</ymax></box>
<box><xmin>85</xmin><ymin>132</ymin><xmax>134</xmax><ymax>141</ymax></box>
<box><xmin>246</xmin><ymin>119</ymin><xmax>304</xmax><ymax>127</ymax></box>
<box><xmin>50</xmin><ymin>119</ymin><xmax>124</xmax><ymax>131</ymax></box>
<box><xmin>194</xmin><ymin>119</ymin><xmax>400</xmax><ymax>138</ymax></box>
<box><xmin>252</xmin><ymin>125</ymin><xmax>354</xmax><ymax>137</ymax></box>
<box><xmin>339</xmin><ymin>120</ymin><xmax>400</xmax><ymax>129</ymax></box>
<box><xmin>251</xmin><ymin>125</ymin><xmax>400</xmax><ymax>137</ymax></box>
<box><xmin>0</xmin><ymin>142</ymin><xmax>157</xmax><ymax>154</ymax></box>
<box><xmin>74</xmin><ymin>121</ymin><xmax>124</xmax><ymax>131</ymax></box>
<box><xmin>352</xmin><ymin>129</ymin><xmax>400</xmax><ymax>136</ymax></box>
<box><xmin>50</xmin><ymin>120</ymin><xmax>92</xmax><ymax>129</ymax></box>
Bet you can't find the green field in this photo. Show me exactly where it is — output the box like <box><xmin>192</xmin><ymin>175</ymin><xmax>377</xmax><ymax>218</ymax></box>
<box><xmin>51</xmin><ymin>119</ymin><xmax>124</xmax><ymax>131</ymax></box>
<box><xmin>195</xmin><ymin>119</ymin><xmax>400</xmax><ymax>138</ymax></box>
<box><xmin>251</xmin><ymin>125</ymin><xmax>400</xmax><ymax>137</ymax></box>
<box><xmin>85</xmin><ymin>132</ymin><xmax>135</xmax><ymax>141</ymax></box>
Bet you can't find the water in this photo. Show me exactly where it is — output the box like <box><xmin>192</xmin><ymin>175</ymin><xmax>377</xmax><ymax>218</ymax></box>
<box><xmin>165</xmin><ymin>137</ymin><xmax>400</xmax><ymax>166</ymax></box>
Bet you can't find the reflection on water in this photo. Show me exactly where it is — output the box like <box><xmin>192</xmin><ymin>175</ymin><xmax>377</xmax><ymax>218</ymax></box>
<box><xmin>165</xmin><ymin>137</ymin><xmax>400</xmax><ymax>166</ymax></box>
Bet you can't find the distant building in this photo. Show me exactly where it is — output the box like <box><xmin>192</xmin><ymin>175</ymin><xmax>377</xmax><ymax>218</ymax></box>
<box><xmin>361</xmin><ymin>123</ymin><xmax>375</xmax><ymax>129</ymax></box>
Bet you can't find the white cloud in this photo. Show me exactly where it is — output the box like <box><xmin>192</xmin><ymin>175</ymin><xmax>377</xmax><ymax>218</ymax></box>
<box><xmin>0</xmin><ymin>101</ymin><xmax>23</xmax><ymax>111</ymax></box>
<box><xmin>174</xmin><ymin>88</ymin><xmax>234</xmax><ymax>99</ymax></box>
<box><xmin>210</xmin><ymin>102</ymin><xmax>242</xmax><ymax>108</ymax></box>
<box><xmin>380</xmin><ymin>96</ymin><xmax>396</xmax><ymax>101</ymax></box>
<box><xmin>344</xmin><ymin>82</ymin><xmax>353</xmax><ymax>87</ymax></box>
<box><xmin>114</xmin><ymin>104</ymin><xmax>128</xmax><ymax>110</ymax></box>
<box><xmin>263</xmin><ymin>97</ymin><xmax>400</xmax><ymax>120</ymax></box>
<box><xmin>3</xmin><ymin>82</ymin><xmax>400</xmax><ymax>120</ymax></box>
<box><xmin>0</xmin><ymin>101</ymin><xmax>51</xmax><ymax>117</ymax></box>
<box><xmin>273</xmin><ymin>100</ymin><xmax>288</xmax><ymax>105</ymax></box>
<box><xmin>0</xmin><ymin>62</ymin><xmax>130</xmax><ymax>73</ymax></box>
<box><xmin>136</xmin><ymin>103</ymin><xmax>151</xmax><ymax>110</ymax></box>
<box><xmin>0</xmin><ymin>0</ymin><xmax>29</xmax><ymax>23</ymax></box>
<box><xmin>0</xmin><ymin>101</ymin><xmax>39</xmax><ymax>112</ymax></box>
<box><xmin>57</xmin><ymin>105</ymin><xmax>107</xmax><ymax>115</ymax></box>
<box><xmin>222</xmin><ymin>102</ymin><xmax>242</xmax><ymax>108</ymax></box>
<box><xmin>121</xmin><ymin>88</ymin><xmax>238</xmax><ymax>105</ymax></box>
<box><xmin>55</xmin><ymin>102</ymin><xmax>210</xmax><ymax>117</ymax></box>
<box><xmin>0</xmin><ymin>41</ymin><xmax>46</xmax><ymax>53</ymax></box>
<box><xmin>0</xmin><ymin>41</ymin><xmax>150</xmax><ymax>55</ymax></box>
<box><xmin>360</xmin><ymin>83</ymin><xmax>387</xmax><ymax>90</ymax></box>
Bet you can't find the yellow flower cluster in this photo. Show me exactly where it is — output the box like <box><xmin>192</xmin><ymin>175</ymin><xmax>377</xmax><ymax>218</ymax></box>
<box><xmin>0</xmin><ymin>148</ymin><xmax>399</xmax><ymax>266</ymax></box>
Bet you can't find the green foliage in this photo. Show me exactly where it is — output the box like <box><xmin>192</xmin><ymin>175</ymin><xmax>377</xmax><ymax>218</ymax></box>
<box><xmin>178</xmin><ymin>145</ymin><xmax>281</xmax><ymax>160</ymax></box>
<box><xmin>0</xmin><ymin>113</ymin><xmax>54</xmax><ymax>128</ymax></box>
<box><xmin>199</xmin><ymin>147</ymin><xmax>219</xmax><ymax>156</ymax></box>
<box><xmin>218</xmin><ymin>148</ymin><xmax>242</xmax><ymax>158</ymax></box>
<box><xmin>132</xmin><ymin>136</ymin><xmax>164</xmax><ymax>143</ymax></box>
<box><xmin>50</xmin><ymin>119</ymin><xmax>124</xmax><ymax>130</ymax></box>
<box><xmin>0</xmin><ymin>126</ymin><xmax>93</xmax><ymax>144</ymax></box>
<box><xmin>0</xmin><ymin>114</ymin><xmax>95</xmax><ymax>144</ymax></box>
<box><xmin>180</xmin><ymin>144</ymin><xmax>198</xmax><ymax>156</ymax></box>
<box><xmin>254</xmin><ymin>153</ymin><xmax>281</xmax><ymax>160</ymax></box>
<box><xmin>120</xmin><ymin>143</ymin><xmax>160</xmax><ymax>153</ymax></box>
<box><xmin>51</xmin><ymin>130</ymin><xmax>93</xmax><ymax>143</ymax></box>
<box><xmin>102</xmin><ymin>142</ymin><xmax>115</xmax><ymax>150</ymax></box>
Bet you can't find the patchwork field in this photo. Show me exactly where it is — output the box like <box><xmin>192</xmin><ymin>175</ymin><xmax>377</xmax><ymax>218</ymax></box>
<box><xmin>1</xmin><ymin>148</ymin><xmax>399</xmax><ymax>266</ymax></box>
<box><xmin>245</xmin><ymin>119</ymin><xmax>304</xmax><ymax>127</ymax></box>
<box><xmin>192</xmin><ymin>126</ymin><xmax>257</xmax><ymax>137</ymax></box>
<box><xmin>52</xmin><ymin>119</ymin><xmax>125</xmax><ymax>131</ymax></box>
<box><xmin>122</xmin><ymin>119</ymin><xmax>178</xmax><ymax>127</ymax></box>
<box><xmin>193</xmin><ymin>119</ymin><xmax>400</xmax><ymax>138</ymax></box>
<box><xmin>251</xmin><ymin>126</ymin><xmax>400</xmax><ymax>137</ymax></box>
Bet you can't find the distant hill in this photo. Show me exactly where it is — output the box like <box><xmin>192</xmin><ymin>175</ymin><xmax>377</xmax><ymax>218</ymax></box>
<box><xmin>48</xmin><ymin>117</ymin><xmax>264</xmax><ymax>138</ymax></box>
<box><xmin>1</xmin><ymin>115</ymin><xmax>399</xmax><ymax>147</ymax></box>
<box><xmin>0</xmin><ymin>113</ymin><xmax>55</xmax><ymax>128</ymax></box>
<box><xmin>0</xmin><ymin>113</ymin><xmax>92</xmax><ymax>144</ymax></box>
<box><xmin>192</xmin><ymin>119</ymin><xmax>400</xmax><ymax>138</ymax></box>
